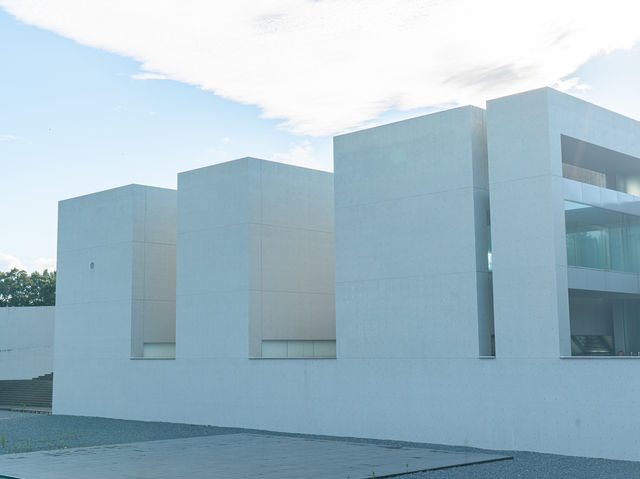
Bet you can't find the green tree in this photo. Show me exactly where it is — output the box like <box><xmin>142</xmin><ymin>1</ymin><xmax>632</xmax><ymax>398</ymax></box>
<box><xmin>0</xmin><ymin>268</ymin><xmax>56</xmax><ymax>307</ymax></box>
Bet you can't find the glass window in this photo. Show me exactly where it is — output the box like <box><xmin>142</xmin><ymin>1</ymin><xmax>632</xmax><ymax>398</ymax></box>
<box><xmin>562</xmin><ymin>135</ymin><xmax>640</xmax><ymax>196</ymax></box>
<box><xmin>565</xmin><ymin>201</ymin><xmax>640</xmax><ymax>274</ymax></box>
<box><xmin>142</xmin><ymin>343</ymin><xmax>176</xmax><ymax>359</ymax></box>
<box><xmin>570</xmin><ymin>289</ymin><xmax>640</xmax><ymax>356</ymax></box>
<box><xmin>261</xmin><ymin>340</ymin><xmax>336</xmax><ymax>358</ymax></box>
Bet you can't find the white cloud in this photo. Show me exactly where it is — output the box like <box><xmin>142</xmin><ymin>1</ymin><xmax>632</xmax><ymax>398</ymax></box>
<box><xmin>32</xmin><ymin>257</ymin><xmax>56</xmax><ymax>273</ymax></box>
<box><xmin>551</xmin><ymin>77</ymin><xmax>591</xmax><ymax>93</ymax></box>
<box><xmin>270</xmin><ymin>140</ymin><xmax>327</xmax><ymax>171</ymax></box>
<box><xmin>0</xmin><ymin>253</ymin><xmax>26</xmax><ymax>271</ymax></box>
<box><xmin>221</xmin><ymin>137</ymin><xmax>230</xmax><ymax>144</ymax></box>
<box><xmin>131</xmin><ymin>72</ymin><xmax>170</xmax><ymax>81</ymax></box>
<box><xmin>1</xmin><ymin>1</ymin><xmax>639</xmax><ymax>136</ymax></box>
<box><xmin>0</xmin><ymin>254</ymin><xmax>56</xmax><ymax>273</ymax></box>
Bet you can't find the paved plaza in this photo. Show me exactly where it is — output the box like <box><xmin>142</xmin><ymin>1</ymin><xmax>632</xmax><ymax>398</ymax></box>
<box><xmin>0</xmin><ymin>433</ymin><xmax>507</xmax><ymax>479</ymax></box>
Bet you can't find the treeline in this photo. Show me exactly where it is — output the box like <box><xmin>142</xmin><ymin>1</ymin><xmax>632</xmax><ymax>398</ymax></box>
<box><xmin>0</xmin><ymin>269</ymin><xmax>56</xmax><ymax>307</ymax></box>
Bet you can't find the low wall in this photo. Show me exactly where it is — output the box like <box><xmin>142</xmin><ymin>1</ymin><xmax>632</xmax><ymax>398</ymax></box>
<box><xmin>0</xmin><ymin>306</ymin><xmax>54</xmax><ymax>379</ymax></box>
<box><xmin>52</xmin><ymin>355</ymin><xmax>640</xmax><ymax>462</ymax></box>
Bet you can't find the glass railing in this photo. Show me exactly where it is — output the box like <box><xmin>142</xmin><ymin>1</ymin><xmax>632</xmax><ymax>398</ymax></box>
<box><xmin>563</xmin><ymin>163</ymin><xmax>606</xmax><ymax>189</ymax></box>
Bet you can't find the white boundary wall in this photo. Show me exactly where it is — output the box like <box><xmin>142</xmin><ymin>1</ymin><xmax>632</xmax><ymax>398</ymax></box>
<box><xmin>0</xmin><ymin>306</ymin><xmax>54</xmax><ymax>380</ymax></box>
<box><xmin>53</xmin><ymin>89</ymin><xmax>640</xmax><ymax>461</ymax></box>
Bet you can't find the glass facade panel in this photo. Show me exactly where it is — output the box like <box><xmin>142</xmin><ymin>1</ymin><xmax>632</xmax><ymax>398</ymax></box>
<box><xmin>487</xmin><ymin>209</ymin><xmax>493</xmax><ymax>273</ymax></box>
<box><xmin>142</xmin><ymin>342</ymin><xmax>176</xmax><ymax>359</ymax></box>
<box><xmin>261</xmin><ymin>340</ymin><xmax>336</xmax><ymax>358</ymax></box>
<box><xmin>312</xmin><ymin>340</ymin><xmax>337</xmax><ymax>357</ymax></box>
<box><xmin>561</xmin><ymin>135</ymin><xmax>640</xmax><ymax>197</ymax></box>
<box><xmin>570</xmin><ymin>290</ymin><xmax>640</xmax><ymax>356</ymax></box>
<box><xmin>261</xmin><ymin>340</ymin><xmax>288</xmax><ymax>358</ymax></box>
<box><xmin>565</xmin><ymin>201</ymin><xmax>640</xmax><ymax>274</ymax></box>
<box><xmin>480</xmin><ymin>208</ymin><xmax>495</xmax><ymax>357</ymax></box>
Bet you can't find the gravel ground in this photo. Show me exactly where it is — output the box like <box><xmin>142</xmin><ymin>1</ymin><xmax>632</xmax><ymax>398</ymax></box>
<box><xmin>0</xmin><ymin>410</ymin><xmax>240</xmax><ymax>454</ymax></box>
<box><xmin>1</xmin><ymin>410</ymin><xmax>639</xmax><ymax>478</ymax></box>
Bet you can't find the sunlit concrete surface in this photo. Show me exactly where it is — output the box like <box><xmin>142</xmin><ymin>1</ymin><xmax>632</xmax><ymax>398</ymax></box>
<box><xmin>0</xmin><ymin>433</ymin><xmax>508</xmax><ymax>479</ymax></box>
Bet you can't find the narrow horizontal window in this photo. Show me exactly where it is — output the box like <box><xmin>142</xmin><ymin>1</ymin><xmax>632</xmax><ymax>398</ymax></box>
<box><xmin>143</xmin><ymin>342</ymin><xmax>176</xmax><ymax>359</ymax></box>
<box><xmin>261</xmin><ymin>340</ymin><xmax>336</xmax><ymax>358</ymax></box>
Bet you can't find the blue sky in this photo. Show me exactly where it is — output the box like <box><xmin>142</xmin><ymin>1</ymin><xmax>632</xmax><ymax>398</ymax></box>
<box><xmin>1</xmin><ymin>2</ymin><xmax>640</xmax><ymax>272</ymax></box>
<box><xmin>1</xmin><ymin>9</ymin><xmax>334</xmax><ymax>272</ymax></box>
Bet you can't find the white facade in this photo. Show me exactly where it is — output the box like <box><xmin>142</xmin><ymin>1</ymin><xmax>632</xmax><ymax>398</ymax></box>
<box><xmin>53</xmin><ymin>88</ymin><xmax>640</xmax><ymax>461</ymax></box>
<box><xmin>55</xmin><ymin>184</ymin><xmax>178</xmax><ymax>367</ymax></box>
<box><xmin>177</xmin><ymin>158</ymin><xmax>335</xmax><ymax>360</ymax></box>
<box><xmin>335</xmin><ymin>106</ymin><xmax>492</xmax><ymax>359</ymax></box>
<box><xmin>0</xmin><ymin>306</ymin><xmax>54</xmax><ymax>380</ymax></box>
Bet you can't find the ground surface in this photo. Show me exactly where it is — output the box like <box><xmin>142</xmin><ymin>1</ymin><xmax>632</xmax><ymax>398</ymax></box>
<box><xmin>0</xmin><ymin>433</ymin><xmax>506</xmax><ymax>479</ymax></box>
<box><xmin>0</xmin><ymin>411</ymin><xmax>639</xmax><ymax>478</ymax></box>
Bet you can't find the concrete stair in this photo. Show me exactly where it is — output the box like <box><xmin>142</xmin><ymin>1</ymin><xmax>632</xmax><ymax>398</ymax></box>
<box><xmin>0</xmin><ymin>373</ymin><xmax>53</xmax><ymax>409</ymax></box>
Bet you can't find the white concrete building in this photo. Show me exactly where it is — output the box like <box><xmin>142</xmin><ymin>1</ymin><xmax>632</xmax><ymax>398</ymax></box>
<box><xmin>53</xmin><ymin>88</ymin><xmax>640</xmax><ymax>461</ymax></box>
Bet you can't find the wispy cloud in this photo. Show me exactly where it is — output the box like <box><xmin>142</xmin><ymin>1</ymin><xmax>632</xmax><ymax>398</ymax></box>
<box><xmin>131</xmin><ymin>72</ymin><xmax>170</xmax><ymax>81</ymax></box>
<box><xmin>552</xmin><ymin>77</ymin><xmax>591</xmax><ymax>93</ymax></box>
<box><xmin>0</xmin><ymin>134</ymin><xmax>24</xmax><ymax>141</ymax></box>
<box><xmin>1</xmin><ymin>1</ymin><xmax>639</xmax><ymax>136</ymax></box>
<box><xmin>270</xmin><ymin>140</ymin><xmax>327</xmax><ymax>171</ymax></box>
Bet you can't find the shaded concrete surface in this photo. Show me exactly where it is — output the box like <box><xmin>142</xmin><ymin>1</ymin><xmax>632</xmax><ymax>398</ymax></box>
<box><xmin>0</xmin><ymin>433</ymin><xmax>508</xmax><ymax>479</ymax></box>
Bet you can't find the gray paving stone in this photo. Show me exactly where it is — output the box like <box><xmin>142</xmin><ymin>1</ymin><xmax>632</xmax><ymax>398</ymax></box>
<box><xmin>0</xmin><ymin>433</ymin><xmax>508</xmax><ymax>479</ymax></box>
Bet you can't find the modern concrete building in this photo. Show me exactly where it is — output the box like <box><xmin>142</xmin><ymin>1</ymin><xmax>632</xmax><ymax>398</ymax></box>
<box><xmin>52</xmin><ymin>88</ymin><xmax>640</xmax><ymax>461</ymax></box>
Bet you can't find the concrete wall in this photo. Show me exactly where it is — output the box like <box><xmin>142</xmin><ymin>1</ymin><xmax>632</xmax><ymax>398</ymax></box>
<box><xmin>177</xmin><ymin>158</ymin><xmax>334</xmax><ymax>359</ymax></box>
<box><xmin>52</xmin><ymin>90</ymin><xmax>640</xmax><ymax>462</ymax></box>
<box><xmin>487</xmin><ymin>88</ymin><xmax>570</xmax><ymax>358</ymax></box>
<box><xmin>132</xmin><ymin>187</ymin><xmax>177</xmax><ymax>357</ymax></box>
<box><xmin>0</xmin><ymin>306</ymin><xmax>54</xmax><ymax>380</ymax></box>
<box><xmin>54</xmin><ymin>184</ymin><xmax>176</xmax><ymax>408</ymax></box>
<box><xmin>334</xmin><ymin>106</ymin><xmax>492</xmax><ymax>358</ymax></box>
